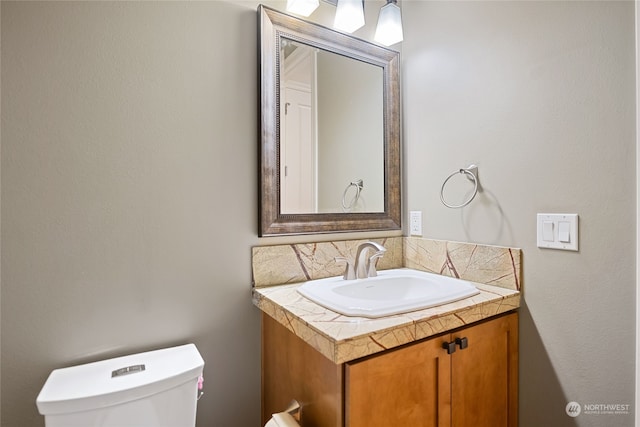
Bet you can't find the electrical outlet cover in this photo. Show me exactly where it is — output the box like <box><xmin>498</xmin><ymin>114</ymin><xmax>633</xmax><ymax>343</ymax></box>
<box><xmin>410</xmin><ymin>211</ymin><xmax>422</xmax><ymax>236</ymax></box>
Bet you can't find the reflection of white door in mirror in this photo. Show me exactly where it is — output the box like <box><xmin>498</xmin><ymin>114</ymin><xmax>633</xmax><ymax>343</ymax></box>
<box><xmin>279</xmin><ymin>38</ymin><xmax>385</xmax><ymax>214</ymax></box>
<box><xmin>281</xmin><ymin>42</ymin><xmax>318</xmax><ymax>214</ymax></box>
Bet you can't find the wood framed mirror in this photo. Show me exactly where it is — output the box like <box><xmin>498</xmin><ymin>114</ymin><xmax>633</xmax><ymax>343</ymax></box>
<box><xmin>258</xmin><ymin>5</ymin><xmax>401</xmax><ymax>236</ymax></box>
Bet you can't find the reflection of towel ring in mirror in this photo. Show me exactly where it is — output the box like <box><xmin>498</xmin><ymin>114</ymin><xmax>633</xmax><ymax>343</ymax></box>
<box><xmin>342</xmin><ymin>179</ymin><xmax>364</xmax><ymax>212</ymax></box>
<box><xmin>440</xmin><ymin>165</ymin><xmax>479</xmax><ymax>209</ymax></box>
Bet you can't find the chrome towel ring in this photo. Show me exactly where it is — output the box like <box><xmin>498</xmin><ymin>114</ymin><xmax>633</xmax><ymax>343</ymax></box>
<box><xmin>440</xmin><ymin>165</ymin><xmax>479</xmax><ymax>209</ymax></box>
<box><xmin>342</xmin><ymin>179</ymin><xmax>363</xmax><ymax>212</ymax></box>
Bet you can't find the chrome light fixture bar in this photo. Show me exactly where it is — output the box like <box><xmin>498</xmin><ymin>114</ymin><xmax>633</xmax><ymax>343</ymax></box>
<box><xmin>285</xmin><ymin>0</ymin><xmax>404</xmax><ymax>45</ymax></box>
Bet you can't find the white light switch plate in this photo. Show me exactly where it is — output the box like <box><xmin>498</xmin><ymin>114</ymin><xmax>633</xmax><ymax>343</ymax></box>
<box><xmin>536</xmin><ymin>213</ymin><xmax>579</xmax><ymax>251</ymax></box>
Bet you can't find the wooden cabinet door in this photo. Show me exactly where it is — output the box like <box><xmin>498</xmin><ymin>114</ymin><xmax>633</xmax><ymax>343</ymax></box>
<box><xmin>262</xmin><ymin>314</ymin><xmax>343</xmax><ymax>427</ymax></box>
<box><xmin>345</xmin><ymin>336</ymin><xmax>451</xmax><ymax>427</ymax></box>
<box><xmin>450</xmin><ymin>312</ymin><xmax>518</xmax><ymax>427</ymax></box>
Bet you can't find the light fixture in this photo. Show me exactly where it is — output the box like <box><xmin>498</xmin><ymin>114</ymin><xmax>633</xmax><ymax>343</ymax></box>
<box><xmin>333</xmin><ymin>0</ymin><xmax>365</xmax><ymax>33</ymax></box>
<box><xmin>288</xmin><ymin>0</ymin><xmax>404</xmax><ymax>45</ymax></box>
<box><xmin>374</xmin><ymin>0</ymin><xmax>404</xmax><ymax>46</ymax></box>
<box><xmin>286</xmin><ymin>0</ymin><xmax>320</xmax><ymax>17</ymax></box>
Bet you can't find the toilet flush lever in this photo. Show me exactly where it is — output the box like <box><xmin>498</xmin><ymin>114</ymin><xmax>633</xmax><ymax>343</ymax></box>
<box><xmin>111</xmin><ymin>364</ymin><xmax>146</xmax><ymax>378</ymax></box>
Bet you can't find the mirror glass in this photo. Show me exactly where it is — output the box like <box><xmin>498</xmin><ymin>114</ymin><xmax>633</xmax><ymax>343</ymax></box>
<box><xmin>280</xmin><ymin>38</ymin><xmax>384</xmax><ymax>214</ymax></box>
<box><xmin>259</xmin><ymin>5</ymin><xmax>401</xmax><ymax>236</ymax></box>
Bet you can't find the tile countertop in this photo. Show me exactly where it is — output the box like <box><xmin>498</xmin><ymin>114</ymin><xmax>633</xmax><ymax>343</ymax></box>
<box><xmin>253</xmin><ymin>278</ymin><xmax>520</xmax><ymax>365</ymax></box>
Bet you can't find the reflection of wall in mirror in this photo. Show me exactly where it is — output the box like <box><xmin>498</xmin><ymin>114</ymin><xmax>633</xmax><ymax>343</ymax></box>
<box><xmin>280</xmin><ymin>42</ymin><xmax>318</xmax><ymax>214</ymax></box>
<box><xmin>317</xmin><ymin>51</ymin><xmax>385</xmax><ymax>213</ymax></box>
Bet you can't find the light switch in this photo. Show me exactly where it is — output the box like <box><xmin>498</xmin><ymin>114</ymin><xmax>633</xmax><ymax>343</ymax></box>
<box><xmin>558</xmin><ymin>221</ymin><xmax>571</xmax><ymax>243</ymax></box>
<box><xmin>542</xmin><ymin>221</ymin><xmax>554</xmax><ymax>241</ymax></box>
<box><xmin>537</xmin><ymin>213</ymin><xmax>579</xmax><ymax>251</ymax></box>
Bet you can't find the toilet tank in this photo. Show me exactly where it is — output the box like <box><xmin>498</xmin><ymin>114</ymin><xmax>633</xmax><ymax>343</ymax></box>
<box><xmin>36</xmin><ymin>343</ymin><xmax>204</xmax><ymax>427</ymax></box>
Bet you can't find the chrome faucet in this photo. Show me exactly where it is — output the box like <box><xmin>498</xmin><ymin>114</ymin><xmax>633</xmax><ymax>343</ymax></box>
<box><xmin>354</xmin><ymin>241</ymin><xmax>386</xmax><ymax>279</ymax></box>
<box><xmin>335</xmin><ymin>241</ymin><xmax>387</xmax><ymax>280</ymax></box>
<box><xmin>335</xmin><ymin>256</ymin><xmax>356</xmax><ymax>280</ymax></box>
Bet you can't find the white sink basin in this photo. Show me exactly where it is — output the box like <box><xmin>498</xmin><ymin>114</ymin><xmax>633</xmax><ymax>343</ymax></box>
<box><xmin>297</xmin><ymin>268</ymin><xmax>480</xmax><ymax>318</ymax></box>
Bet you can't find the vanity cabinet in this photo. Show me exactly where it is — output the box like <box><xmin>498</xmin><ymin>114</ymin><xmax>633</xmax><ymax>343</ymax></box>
<box><xmin>262</xmin><ymin>312</ymin><xmax>518</xmax><ymax>427</ymax></box>
<box><xmin>346</xmin><ymin>312</ymin><xmax>518</xmax><ymax>427</ymax></box>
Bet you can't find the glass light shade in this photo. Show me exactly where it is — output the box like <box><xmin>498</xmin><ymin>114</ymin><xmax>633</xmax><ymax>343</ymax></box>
<box><xmin>334</xmin><ymin>0</ymin><xmax>365</xmax><ymax>33</ymax></box>
<box><xmin>374</xmin><ymin>1</ymin><xmax>404</xmax><ymax>46</ymax></box>
<box><xmin>286</xmin><ymin>0</ymin><xmax>319</xmax><ymax>17</ymax></box>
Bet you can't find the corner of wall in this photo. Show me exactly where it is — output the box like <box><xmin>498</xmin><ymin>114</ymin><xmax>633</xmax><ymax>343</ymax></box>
<box><xmin>635</xmin><ymin>0</ymin><xmax>639</xmax><ymax>422</ymax></box>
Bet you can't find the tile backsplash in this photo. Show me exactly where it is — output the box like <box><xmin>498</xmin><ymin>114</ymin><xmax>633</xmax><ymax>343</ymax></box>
<box><xmin>404</xmin><ymin>238</ymin><xmax>521</xmax><ymax>291</ymax></box>
<box><xmin>252</xmin><ymin>236</ymin><xmax>521</xmax><ymax>291</ymax></box>
<box><xmin>252</xmin><ymin>237</ymin><xmax>403</xmax><ymax>287</ymax></box>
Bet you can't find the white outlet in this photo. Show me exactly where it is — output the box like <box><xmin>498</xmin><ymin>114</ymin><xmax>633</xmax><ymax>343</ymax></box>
<box><xmin>410</xmin><ymin>211</ymin><xmax>422</xmax><ymax>236</ymax></box>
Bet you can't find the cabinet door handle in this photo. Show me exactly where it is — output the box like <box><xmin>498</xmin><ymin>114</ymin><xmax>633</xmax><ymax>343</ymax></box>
<box><xmin>442</xmin><ymin>341</ymin><xmax>456</xmax><ymax>354</ymax></box>
<box><xmin>455</xmin><ymin>337</ymin><xmax>468</xmax><ymax>350</ymax></box>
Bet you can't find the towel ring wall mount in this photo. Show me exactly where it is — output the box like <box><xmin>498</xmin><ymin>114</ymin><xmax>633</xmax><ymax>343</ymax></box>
<box><xmin>342</xmin><ymin>179</ymin><xmax>364</xmax><ymax>212</ymax></box>
<box><xmin>440</xmin><ymin>164</ymin><xmax>479</xmax><ymax>209</ymax></box>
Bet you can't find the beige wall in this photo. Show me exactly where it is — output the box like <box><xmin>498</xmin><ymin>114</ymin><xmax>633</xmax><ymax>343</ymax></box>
<box><xmin>637</xmin><ymin>0</ymin><xmax>640</xmax><ymax>417</ymax></box>
<box><xmin>2</xmin><ymin>1</ymin><xmax>636</xmax><ymax>427</ymax></box>
<box><xmin>402</xmin><ymin>1</ymin><xmax>635</xmax><ymax>426</ymax></box>
<box><xmin>0</xmin><ymin>1</ymin><xmax>391</xmax><ymax>426</ymax></box>
<box><xmin>1</xmin><ymin>2</ymin><xmax>265</xmax><ymax>426</ymax></box>
<box><xmin>317</xmin><ymin>51</ymin><xmax>384</xmax><ymax>213</ymax></box>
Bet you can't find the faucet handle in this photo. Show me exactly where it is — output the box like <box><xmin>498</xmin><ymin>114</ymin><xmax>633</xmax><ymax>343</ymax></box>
<box><xmin>367</xmin><ymin>251</ymin><xmax>385</xmax><ymax>278</ymax></box>
<box><xmin>354</xmin><ymin>242</ymin><xmax>388</xmax><ymax>279</ymax></box>
<box><xmin>335</xmin><ymin>256</ymin><xmax>356</xmax><ymax>280</ymax></box>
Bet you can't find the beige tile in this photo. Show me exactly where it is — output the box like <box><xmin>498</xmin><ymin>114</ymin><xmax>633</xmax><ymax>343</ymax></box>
<box><xmin>253</xmin><ymin>237</ymin><xmax>404</xmax><ymax>287</ymax></box>
<box><xmin>404</xmin><ymin>237</ymin><xmax>447</xmax><ymax>273</ymax></box>
<box><xmin>252</xmin><ymin>245</ymin><xmax>309</xmax><ymax>287</ymax></box>
<box><xmin>253</xmin><ymin>281</ymin><xmax>520</xmax><ymax>364</ymax></box>
<box><xmin>253</xmin><ymin>236</ymin><xmax>522</xmax><ymax>363</ymax></box>
<box><xmin>404</xmin><ymin>237</ymin><xmax>521</xmax><ymax>291</ymax></box>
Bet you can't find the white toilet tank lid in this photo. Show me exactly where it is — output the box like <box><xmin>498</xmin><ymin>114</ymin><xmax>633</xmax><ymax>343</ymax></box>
<box><xmin>36</xmin><ymin>343</ymin><xmax>204</xmax><ymax>416</ymax></box>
